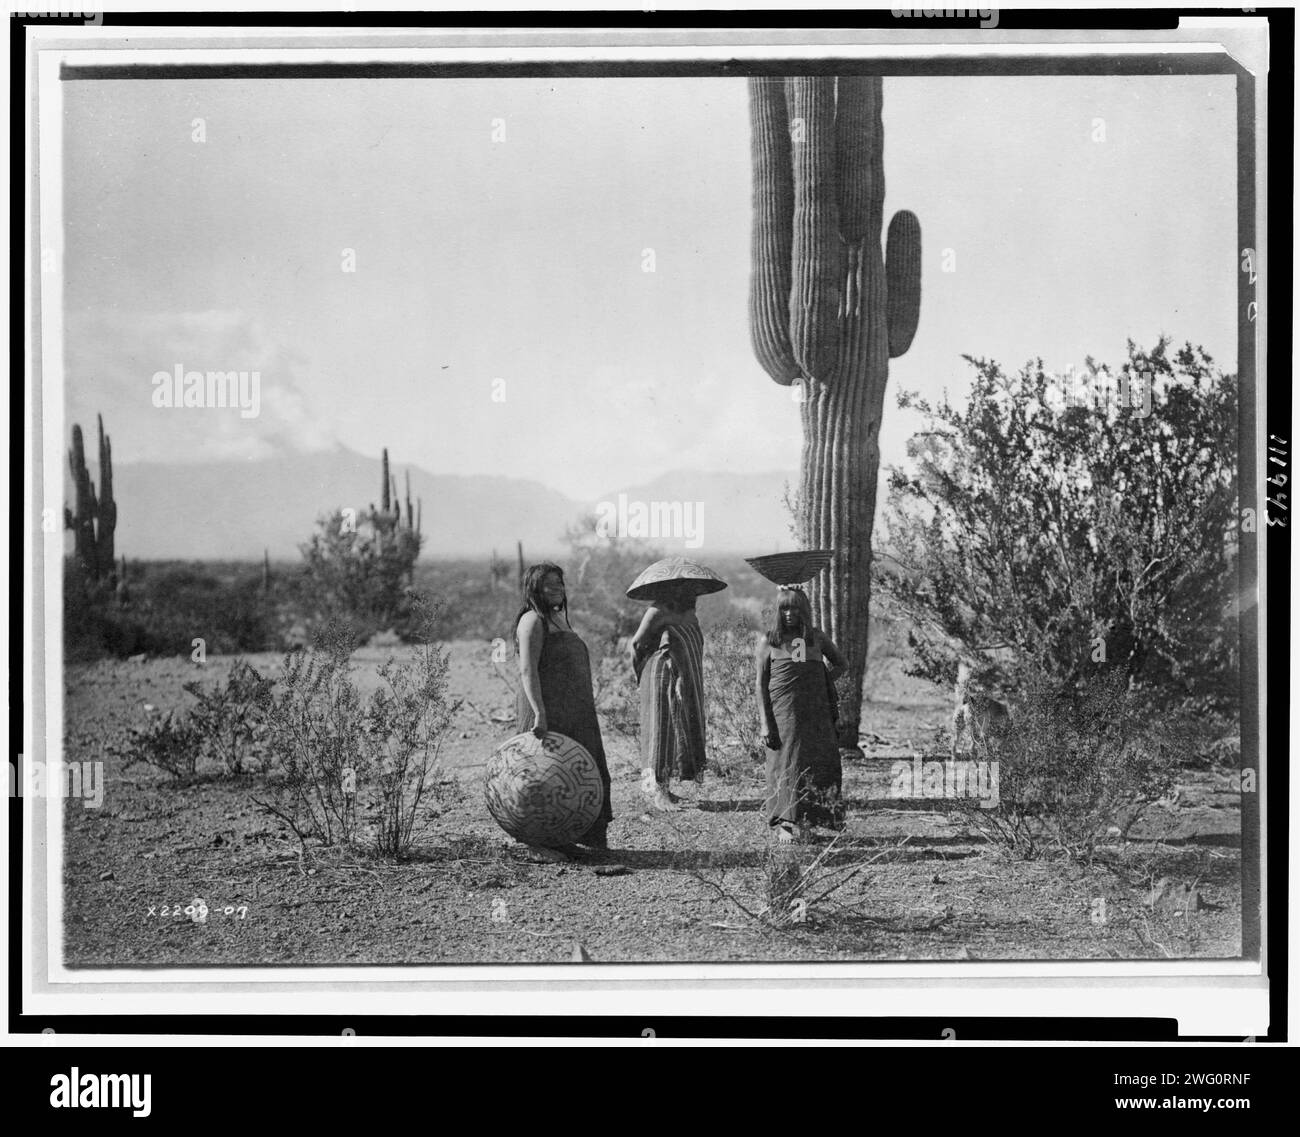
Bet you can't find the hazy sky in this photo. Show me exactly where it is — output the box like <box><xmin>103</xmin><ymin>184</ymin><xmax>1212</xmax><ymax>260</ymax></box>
<box><xmin>61</xmin><ymin>72</ymin><xmax>1238</xmax><ymax>502</ymax></box>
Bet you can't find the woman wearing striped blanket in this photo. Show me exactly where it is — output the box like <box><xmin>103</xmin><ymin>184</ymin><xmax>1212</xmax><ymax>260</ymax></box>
<box><xmin>626</xmin><ymin>557</ymin><xmax>727</xmax><ymax>811</ymax></box>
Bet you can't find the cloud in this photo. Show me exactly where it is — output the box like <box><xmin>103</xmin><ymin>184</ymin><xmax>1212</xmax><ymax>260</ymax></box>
<box><xmin>62</xmin><ymin>308</ymin><xmax>341</xmax><ymax>464</ymax></box>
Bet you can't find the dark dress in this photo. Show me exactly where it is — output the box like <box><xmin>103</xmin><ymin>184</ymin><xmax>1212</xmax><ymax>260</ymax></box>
<box><xmin>515</xmin><ymin>621</ymin><xmax>614</xmax><ymax>836</ymax></box>
<box><xmin>762</xmin><ymin>633</ymin><xmax>844</xmax><ymax>829</ymax></box>
<box><xmin>633</xmin><ymin>618</ymin><xmax>707</xmax><ymax>782</ymax></box>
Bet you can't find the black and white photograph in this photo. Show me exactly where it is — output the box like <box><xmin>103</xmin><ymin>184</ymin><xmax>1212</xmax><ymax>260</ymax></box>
<box><xmin>18</xmin><ymin>13</ymin><xmax>1279</xmax><ymax>1040</ymax></box>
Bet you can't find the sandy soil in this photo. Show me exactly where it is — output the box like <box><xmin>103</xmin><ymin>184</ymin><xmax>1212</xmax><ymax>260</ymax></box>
<box><xmin>59</xmin><ymin>645</ymin><xmax>1242</xmax><ymax>966</ymax></box>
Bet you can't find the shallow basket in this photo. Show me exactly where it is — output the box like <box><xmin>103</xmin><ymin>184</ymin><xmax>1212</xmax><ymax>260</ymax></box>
<box><xmin>744</xmin><ymin>549</ymin><xmax>835</xmax><ymax>586</ymax></box>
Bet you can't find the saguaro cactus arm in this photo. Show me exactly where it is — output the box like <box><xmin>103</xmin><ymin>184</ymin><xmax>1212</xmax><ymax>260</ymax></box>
<box><xmin>748</xmin><ymin>77</ymin><xmax>800</xmax><ymax>386</ymax></box>
<box><xmin>834</xmin><ymin>76</ymin><xmax>885</xmax><ymax>245</ymax></box>
<box><xmin>785</xmin><ymin>76</ymin><xmax>844</xmax><ymax>380</ymax></box>
<box><xmin>886</xmin><ymin>210</ymin><xmax>922</xmax><ymax>357</ymax></box>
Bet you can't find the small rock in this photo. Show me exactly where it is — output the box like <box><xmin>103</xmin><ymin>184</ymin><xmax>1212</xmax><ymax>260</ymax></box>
<box><xmin>98</xmin><ymin>870</ymin><xmax>114</xmax><ymax>881</ymax></box>
<box><xmin>931</xmin><ymin>873</ymin><xmax>944</xmax><ymax>885</ymax></box>
<box><xmin>460</xmin><ymin>731</ymin><xmax>472</xmax><ymax>739</ymax></box>
<box><xmin>307</xmin><ymin>868</ymin><xmax>316</xmax><ymax>876</ymax></box>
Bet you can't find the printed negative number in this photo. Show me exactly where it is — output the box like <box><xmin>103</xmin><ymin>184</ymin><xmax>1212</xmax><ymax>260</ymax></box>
<box><xmin>150</xmin><ymin>903</ymin><xmax>248</xmax><ymax>918</ymax></box>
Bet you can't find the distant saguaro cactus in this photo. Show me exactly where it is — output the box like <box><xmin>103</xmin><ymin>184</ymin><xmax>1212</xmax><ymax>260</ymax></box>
<box><xmin>367</xmin><ymin>447</ymin><xmax>422</xmax><ymax>585</ymax></box>
<box><xmin>96</xmin><ymin>415</ymin><xmax>116</xmax><ymax>574</ymax></box>
<box><xmin>748</xmin><ymin>75</ymin><xmax>922</xmax><ymax>755</ymax></box>
<box><xmin>64</xmin><ymin>415</ymin><xmax>118</xmax><ymax>581</ymax></box>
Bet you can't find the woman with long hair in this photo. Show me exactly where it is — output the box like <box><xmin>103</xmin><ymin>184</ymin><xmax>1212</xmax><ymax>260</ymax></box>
<box><xmin>514</xmin><ymin>562</ymin><xmax>613</xmax><ymax>861</ymax></box>
<box><xmin>756</xmin><ymin>586</ymin><xmax>848</xmax><ymax>842</ymax></box>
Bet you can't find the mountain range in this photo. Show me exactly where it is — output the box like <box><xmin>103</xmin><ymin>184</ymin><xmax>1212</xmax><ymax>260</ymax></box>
<box><xmin>85</xmin><ymin>445</ymin><xmax>801</xmax><ymax>561</ymax></box>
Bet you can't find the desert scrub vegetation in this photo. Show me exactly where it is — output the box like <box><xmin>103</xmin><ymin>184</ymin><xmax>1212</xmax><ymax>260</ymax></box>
<box><xmin>64</xmin><ymin>560</ymin><xmax>283</xmax><ymax>662</ymax></box>
<box><xmin>877</xmin><ymin>338</ymin><xmax>1239</xmax><ymax>712</ymax></box>
<box><xmin>943</xmin><ymin>669</ymin><xmax>1188</xmax><ymax>863</ymax></box>
<box><xmin>113</xmin><ymin>658</ymin><xmax>276</xmax><ymax>780</ymax></box>
<box><xmin>701</xmin><ymin>615</ymin><xmax>765</xmax><ymax>777</ymax></box>
<box><xmin>251</xmin><ymin>597</ymin><xmax>460</xmax><ymax>858</ymax></box>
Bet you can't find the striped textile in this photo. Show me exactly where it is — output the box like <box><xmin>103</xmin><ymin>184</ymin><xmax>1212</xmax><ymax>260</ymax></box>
<box><xmin>637</xmin><ymin>619</ymin><xmax>707</xmax><ymax>782</ymax></box>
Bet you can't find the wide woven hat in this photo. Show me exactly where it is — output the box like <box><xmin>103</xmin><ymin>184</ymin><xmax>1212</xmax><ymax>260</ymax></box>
<box><xmin>745</xmin><ymin>549</ymin><xmax>835</xmax><ymax>586</ymax></box>
<box><xmin>626</xmin><ymin>556</ymin><xmax>728</xmax><ymax>602</ymax></box>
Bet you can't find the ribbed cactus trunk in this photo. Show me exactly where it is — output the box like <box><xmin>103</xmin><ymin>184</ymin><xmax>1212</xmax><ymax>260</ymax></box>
<box><xmin>749</xmin><ymin>75</ymin><xmax>922</xmax><ymax>756</ymax></box>
<box><xmin>67</xmin><ymin>424</ymin><xmax>97</xmax><ymax>576</ymax></box>
<box><xmin>96</xmin><ymin>415</ymin><xmax>116</xmax><ymax>576</ymax></box>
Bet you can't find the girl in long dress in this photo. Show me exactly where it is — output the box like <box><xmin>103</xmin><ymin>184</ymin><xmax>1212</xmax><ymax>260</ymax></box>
<box><xmin>514</xmin><ymin>562</ymin><xmax>613</xmax><ymax>861</ymax></box>
<box><xmin>756</xmin><ymin>587</ymin><xmax>848</xmax><ymax>841</ymax></box>
<box><xmin>630</xmin><ymin>582</ymin><xmax>708</xmax><ymax>811</ymax></box>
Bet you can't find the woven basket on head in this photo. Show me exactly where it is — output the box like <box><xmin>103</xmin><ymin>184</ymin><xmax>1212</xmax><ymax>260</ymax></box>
<box><xmin>625</xmin><ymin>556</ymin><xmax>728</xmax><ymax>602</ymax></box>
<box><xmin>744</xmin><ymin>549</ymin><xmax>835</xmax><ymax>586</ymax></box>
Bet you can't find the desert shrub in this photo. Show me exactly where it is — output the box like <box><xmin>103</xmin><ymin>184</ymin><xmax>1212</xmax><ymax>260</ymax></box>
<box><xmin>253</xmin><ymin>595</ymin><xmax>458</xmax><ymax>857</ymax></box>
<box><xmin>877</xmin><ymin>338</ymin><xmax>1239</xmax><ymax>714</ymax></box>
<box><xmin>418</xmin><ymin>571</ymin><xmax>519</xmax><ymax>641</ymax></box>
<box><xmin>64</xmin><ymin>567</ymin><xmax>138</xmax><ymax>662</ymax></box>
<box><xmin>182</xmin><ymin>659</ymin><xmax>277</xmax><ymax>775</ymax></box>
<box><xmin>367</xmin><ymin>601</ymin><xmax>461</xmax><ymax>856</ymax></box>
<box><xmin>292</xmin><ymin>508</ymin><xmax>423</xmax><ymax>646</ymax></box>
<box><xmin>135</xmin><ymin>564</ymin><xmax>279</xmax><ymax>655</ymax></box>
<box><xmin>252</xmin><ymin>621</ymin><xmax>366</xmax><ymax>846</ymax></box>
<box><xmin>112</xmin><ymin>662</ymin><xmax>275</xmax><ymax>779</ymax></box>
<box><xmin>593</xmin><ymin>651</ymin><xmax>640</xmax><ymax>743</ymax></box>
<box><xmin>66</xmin><ymin>559</ymin><xmax>281</xmax><ymax>660</ymax></box>
<box><xmin>117</xmin><ymin>711</ymin><xmax>203</xmax><ymax>780</ymax></box>
<box><xmin>702</xmin><ymin>614</ymin><xmax>764</xmax><ymax>777</ymax></box>
<box><xmin>949</xmin><ymin>668</ymin><xmax>1180</xmax><ymax>862</ymax></box>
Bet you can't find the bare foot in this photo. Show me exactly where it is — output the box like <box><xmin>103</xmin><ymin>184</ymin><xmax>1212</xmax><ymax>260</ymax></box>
<box><xmin>649</xmin><ymin>789</ymin><xmax>681</xmax><ymax>812</ymax></box>
<box><xmin>521</xmin><ymin>844</ymin><xmax>570</xmax><ymax>863</ymax></box>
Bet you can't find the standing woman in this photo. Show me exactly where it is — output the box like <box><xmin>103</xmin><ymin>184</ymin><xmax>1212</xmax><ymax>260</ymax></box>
<box><xmin>515</xmin><ymin>562</ymin><xmax>613</xmax><ymax>860</ymax></box>
<box><xmin>627</xmin><ymin>557</ymin><xmax>727</xmax><ymax>810</ymax></box>
<box><xmin>757</xmin><ymin>586</ymin><xmax>848</xmax><ymax>841</ymax></box>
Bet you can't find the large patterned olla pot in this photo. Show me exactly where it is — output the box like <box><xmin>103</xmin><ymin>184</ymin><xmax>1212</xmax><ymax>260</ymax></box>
<box><xmin>484</xmin><ymin>731</ymin><xmax>604</xmax><ymax>846</ymax></box>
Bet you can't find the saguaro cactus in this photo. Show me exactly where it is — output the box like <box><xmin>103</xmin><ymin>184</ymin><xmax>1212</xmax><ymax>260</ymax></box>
<box><xmin>748</xmin><ymin>75</ymin><xmax>922</xmax><ymax>755</ymax></box>
<box><xmin>96</xmin><ymin>415</ymin><xmax>116</xmax><ymax>575</ymax></box>
<box><xmin>64</xmin><ymin>415</ymin><xmax>117</xmax><ymax>581</ymax></box>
